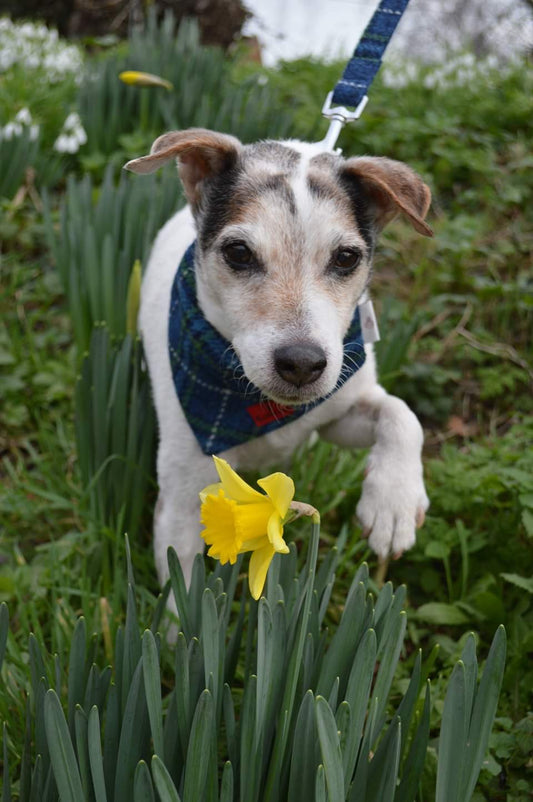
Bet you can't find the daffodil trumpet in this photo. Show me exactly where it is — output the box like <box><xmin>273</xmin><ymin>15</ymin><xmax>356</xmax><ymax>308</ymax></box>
<box><xmin>199</xmin><ymin>456</ymin><xmax>318</xmax><ymax>600</ymax></box>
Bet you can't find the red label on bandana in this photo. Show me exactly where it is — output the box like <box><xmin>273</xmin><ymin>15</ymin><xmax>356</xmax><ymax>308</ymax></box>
<box><xmin>246</xmin><ymin>401</ymin><xmax>295</xmax><ymax>427</ymax></box>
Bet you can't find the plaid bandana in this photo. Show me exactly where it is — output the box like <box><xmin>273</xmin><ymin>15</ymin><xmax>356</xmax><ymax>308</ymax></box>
<box><xmin>168</xmin><ymin>242</ymin><xmax>366</xmax><ymax>455</ymax></box>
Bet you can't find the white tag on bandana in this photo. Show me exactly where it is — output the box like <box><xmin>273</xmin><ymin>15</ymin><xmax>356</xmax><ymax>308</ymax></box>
<box><xmin>358</xmin><ymin>299</ymin><xmax>380</xmax><ymax>344</ymax></box>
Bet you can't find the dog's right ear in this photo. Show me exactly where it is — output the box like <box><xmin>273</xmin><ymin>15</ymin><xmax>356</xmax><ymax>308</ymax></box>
<box><xmin>124</xmin><ymin>128</ymin><xmax>241</xmax><ymax>207</ymax></box>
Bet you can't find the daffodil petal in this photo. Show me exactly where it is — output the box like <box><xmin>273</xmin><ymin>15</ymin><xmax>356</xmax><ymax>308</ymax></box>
<box><xmin>119</xmin><ymin>70</ymin><xmax>173</xmax><ymax>90</ymax></box>
<box><xmin>267</xmin><ymin>512</ymin><xmax>290</xmax><ymax>553</ymax></box>
<box><xmin>257</xmin><ymin>472</ymin><xmax>295</xmax><ymax>518</ymax></box>
<box><xmin>199</xmin><ymin>482</ymin><xmax>222</xmax><ymax>503</ymax></box>
<box><xmin>248</xmin><ymin>544</ymin><xmax>275</xmax><ymax>600</ymax></box>
<box><xmin>213</xmin><ymin>456</ymin><xmax>265</xmax><ymax>503</ymax></box>
<box><xmin>239</xmin><ymin>534</ymin><xmax>270</xmax><ymax>552</ymax></box>
<box><xmin>235</xmin><ymin>502</ymin><xmax>272</xmax><ymax>539</ymax></box>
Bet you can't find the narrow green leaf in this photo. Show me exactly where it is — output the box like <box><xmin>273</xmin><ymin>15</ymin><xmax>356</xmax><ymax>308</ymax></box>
<box><xmin>462</xmin><ymin>626</ymin><xmax>506</xmax><ymax>800</ymax></box>
<box><xmin>342</xmin><ymin>627</ymin><xmax>376</xmax><ymax>786</ymax></box>
<box><xmin>44</xmin><ymin>689</ymin><xmax>85</xmax><ymax>802</ymax></box>
<box><xmin>182</xmin><ymin>690</ymin><xmax>214</xmax><ymax>801</ymax></box>
<box><xmin>142</xmin><ymin>629</ymin><xmax>164</xmax><ymax>757</ymax></box>
<box><xmin>29</xmin><ymin>754</ymin><xmax>43</xmax><ymax>802</ymax></box>
<box><xmin>29</xmin><ymin>632</ymin><xmax>49</xmax><ymax>694</ymax></box>
<box><xmin>0</xmin><ymin>603</ymin><xmax>8</xmax><ymax>674</ymax></box>
<box><xmin>3</xmin><ymin>723</ymin><xmax>12</xmax><ymax>802</ymax></box>
<box><xmin>317</xmin><ymin>581</ymin><xmax>366</xmax><ymax>698</ymax></box>
<box><xmin>315</xmin><ymin>765</ymin><xmax>326</xmax><ymax>802</ymax></box>
<box><xmin>240</xmin><ymin>675</ymin><xmax>259</xmax><ymax>801</ymax></box>
<box><xmin>349</xmin><ymin>696</ymin><xmax>378</xmax><ymax>802</ymax></box>
<box><xmin>288</xmin><ymin>690</ymin><xmax>319</xmax><ymax>801</ymax></box>
<box><xmin>133</xmin><ymin>761</ymin><xmax>155</xmax><ymax>802</ymax></box>
<box><xmin>122</xmin><ymin>584</ymin><xmax>141</xmax><ymax>714</ymax></box>
<box><xmin>68</xmin><ymin>618</ymin><xmax>87</xmax><ymax>735</ymax></box>
<box><xmin>315</xmin><ymin>696</ymin><xmax>345</xmax><ymax>802</ymax></box>
<box><xmin>74</xmin><ymin>707</ymin><xmax>90</xmax><ymax>799</ymax></box>
<box><xmin>202</xmin><ymin>589</ymin><xmax>222</xmax><ymax>716</ymax></box>
<box><xmin>395</xmin><ymin>650</ymin><xmax>422</xmax><ymax>762</ymax></box>
<box><xmin>175</xmin><ymin>633</ymin><xmax>191</xmax><ymax>761</ymax></box>
<box><xmin>436</xmin><ymin>661</ymin><xmax>467</xmax><ymax>802</ymax></box>
<box><xmin>167</xmin><ymin>548</ymin><xmax>192</xmax><ymax>642</ymax></box>
<box><xmin>366</xmin><ymin>716</ymin><xmax>402</xmax><ymax>801</ymax></box>
<box><xmin>19</xmin><ymin>697</ymin><xmax>32</xmax><ymax>802</ymax></box>
<box><xmin>461</xmin><ymin>633</ymin><xmax>478</xmax><ymax>730</ymax></box>
<box><xmin>223</xmin><ymin>684</ymin><xmax>237</xmax><ymax>768</ymax></box>
<box><xmin>255</xmin><ymin>597</ymin><xmax>274</xmax><ymax>744</ymax></box>
<box><xmin>395</xmin><ymin>681</ymin><xmax>431</xmax><ymax>802</ymax></box>
<box><xmin>219</xmin><ymin>761</ymin><xmax>233</xmax><ymax>802</ymax></box>
<box><xmin>371</xmin><ymin>611</ymin><xmax>407</xmax><ymax>741</ymax></box>
<box><xmin>373</xmin><ymin>581</ymin><xmax>393</xmax><ymax>629</ymax></box>
<box><xmin>114</xmin><ymin>658</ymin><xmax>150</xmax><ymax>802</ymax></box>
<box><xmin>103</xmin><ymin>682</ymin><xmax>119</xmax><ymax>798</ymax></box>
<box><xmin>224</xmin><ymin>584</ymin><xmax>246</xmax><ymax>686</ymax></box>
<box><xmin>188</xmin><ymin>553</ymin><xmax>206</xmax><ymax>636</ymax></box>
<box><xmin>126</xmin><ymin>259</ymin><xmax>142</xmax><ymax>336</ymax></box>
<box><xmin>152</xmin><ymin>755</ymin><xmax>182</xmax><ymax>802</ymax></box>
<box><xmin>88</xmin><ymin>706</ymin><xmax>108</xmax><ymax>802</ymax></box>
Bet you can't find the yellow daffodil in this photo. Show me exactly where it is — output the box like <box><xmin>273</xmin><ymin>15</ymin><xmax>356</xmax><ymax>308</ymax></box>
<box><xmin>119</xmin><ymin>71</ymin><xmax>173</xmax><ymax>90</ymax></box>
<box><xmin>200</xmin><ymin>456</ymin><xmax>295</xmax><ymax>600</ymax></box>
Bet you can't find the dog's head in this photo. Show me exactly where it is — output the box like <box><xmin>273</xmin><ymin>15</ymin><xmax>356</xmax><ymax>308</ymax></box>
<box><xmin>126</xmin><ymin>129</ymin><xmax>432</xmax><ymax>405</ymax></box>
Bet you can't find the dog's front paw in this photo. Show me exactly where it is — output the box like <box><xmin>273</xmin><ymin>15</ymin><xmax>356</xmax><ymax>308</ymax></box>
<box><xmin>356</xmin><ymin>454</ymin><xmax>429</xmax><ymax>559</ymax></box>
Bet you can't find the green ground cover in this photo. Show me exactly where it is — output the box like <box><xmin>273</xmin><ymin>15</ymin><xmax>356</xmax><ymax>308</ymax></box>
<box><xmin>0</xmin><ymin>14</ymin><xmax>532</xmax><ymax>800</ymax></box>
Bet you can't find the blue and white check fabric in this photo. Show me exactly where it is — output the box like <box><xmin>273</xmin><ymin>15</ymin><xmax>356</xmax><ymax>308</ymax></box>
<box><xmin>168</xmin><ymin>242</ymin><xmax>367</xmax><ymax>455</ymax></box>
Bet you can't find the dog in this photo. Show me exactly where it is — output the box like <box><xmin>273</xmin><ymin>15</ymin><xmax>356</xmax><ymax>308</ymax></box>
<box><xmin>125</xmin><ymin>128</ymin><xmax>432</xmax><ymax>591</ymax></box>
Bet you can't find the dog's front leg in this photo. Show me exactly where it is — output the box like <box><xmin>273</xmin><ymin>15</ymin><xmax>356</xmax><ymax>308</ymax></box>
<box><xmin>154</xmin><ymin>442</ymin><xmax>217</xmax><ymax>589</ymax></box>
<box><xmin>319</xmin><ymin>386</ymin><xmax>429</xmax><ymax>558</ymax></box>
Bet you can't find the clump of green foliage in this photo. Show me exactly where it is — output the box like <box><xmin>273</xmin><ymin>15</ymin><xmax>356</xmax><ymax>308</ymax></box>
<box><xmin>0</xmin><ymin>526</ymin><xmax>507</xmax><ymax>801</ymax></box>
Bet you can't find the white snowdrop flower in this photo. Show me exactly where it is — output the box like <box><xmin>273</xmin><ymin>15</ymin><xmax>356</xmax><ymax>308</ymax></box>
<box><xmin>29</xmin><ymin>125</ymin><xmax>39</xmax><ymax>141</ymax></box>
<box><xmin>64</xmin><ymin>112</ymin><xmax>81</xmax><ymax>131</ymax></box>
<box><xmin>54</xmin><ymin>133</ymin><xmax>79</xmax><ymax>154</ymax></box>
<box><xmin>3</xmin><ymin>121</ymin><xmax>23</xmax><ymax>139</ymax></box>
<box><xmin>75</xmin><ymin>126</ymin><xmax>87</xmax><ymax>146</ymax></box>
<box><xmin>15</xmin><ymin>107</ymin><xmax>32</xmax><ymax>125</ymax></box>
<box><xmin>53</xmin><ymin>134</ymin><xmax>69</xmax><ymax>153</ymax></box>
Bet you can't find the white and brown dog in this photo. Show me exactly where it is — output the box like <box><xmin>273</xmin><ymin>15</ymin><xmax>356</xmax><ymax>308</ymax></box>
<box><xmin>125</xmin><ymin>129</ymin><xmax>432</xmax><ymax>590</ymax></box>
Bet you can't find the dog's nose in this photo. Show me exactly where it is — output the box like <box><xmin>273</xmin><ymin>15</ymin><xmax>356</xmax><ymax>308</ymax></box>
<box><xmin>274</xmin><ymin>343</ymin><xmax>327</xmax><ymax>387</ymax></box>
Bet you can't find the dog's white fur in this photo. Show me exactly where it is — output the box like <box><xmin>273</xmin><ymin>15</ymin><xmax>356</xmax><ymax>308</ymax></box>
<box><xmin>126</xmin><ymin>133</ymin><xmax>431</xmax><ymax>589</ymax></box>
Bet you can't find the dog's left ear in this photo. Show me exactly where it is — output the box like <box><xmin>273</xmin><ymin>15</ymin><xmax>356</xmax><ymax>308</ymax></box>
<box><xmin>342</xmin><ymin>157</ymin><xmax>433</xmax><ymax>237</ymax></box>
<box><xmin>124</xmin><ymin>128</ymin><xmax>241</xmax><ymax>207</ymax></box>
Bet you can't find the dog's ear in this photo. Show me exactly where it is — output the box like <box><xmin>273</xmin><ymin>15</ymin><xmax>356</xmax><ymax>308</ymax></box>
<box><xmin>342</xmin><ymin>157</ymin><xmax>433</xmax><ymax>237</ymax></box>
<box><xmin>124</xmin><ymin>128</ymin><xmax>241</xmax><ymax>206</ymax></box>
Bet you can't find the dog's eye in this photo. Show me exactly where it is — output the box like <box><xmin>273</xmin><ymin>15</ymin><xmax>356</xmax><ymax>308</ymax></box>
<box><xmin>222</xmin><ymin>241</ymin><xmax>257</xmax><ymax>271</ymax></box>
<box><xmin>331</xmin><ymin>247</ymin><xmax>362</xmax><ymax>276</ymax></box>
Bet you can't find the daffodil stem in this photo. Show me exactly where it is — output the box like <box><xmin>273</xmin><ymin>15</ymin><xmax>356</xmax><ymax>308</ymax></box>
<box><xmin>374</xmin><ymin>556</ymin><xmax>390</xmax><ymax>588</ymax></box>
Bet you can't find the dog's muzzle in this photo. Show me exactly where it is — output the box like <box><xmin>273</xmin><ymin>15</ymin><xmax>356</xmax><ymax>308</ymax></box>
<box><xmin>274</xmin><ymin>342</ymin><xmax>327</xmax><ymax>388</ymax></box>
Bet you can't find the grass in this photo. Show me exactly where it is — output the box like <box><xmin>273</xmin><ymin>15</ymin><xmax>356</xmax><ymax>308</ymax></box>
<box><xmin>1</xmin><ymin>14</ymin><xmax>532</xmax><ymax>801</ymax></box>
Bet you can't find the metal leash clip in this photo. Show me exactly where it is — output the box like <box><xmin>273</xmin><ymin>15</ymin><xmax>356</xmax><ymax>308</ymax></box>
<box><xmin>318</xmin><ymin>91</ymin><xmax>369</xmax><ymax>153</ymax></box>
